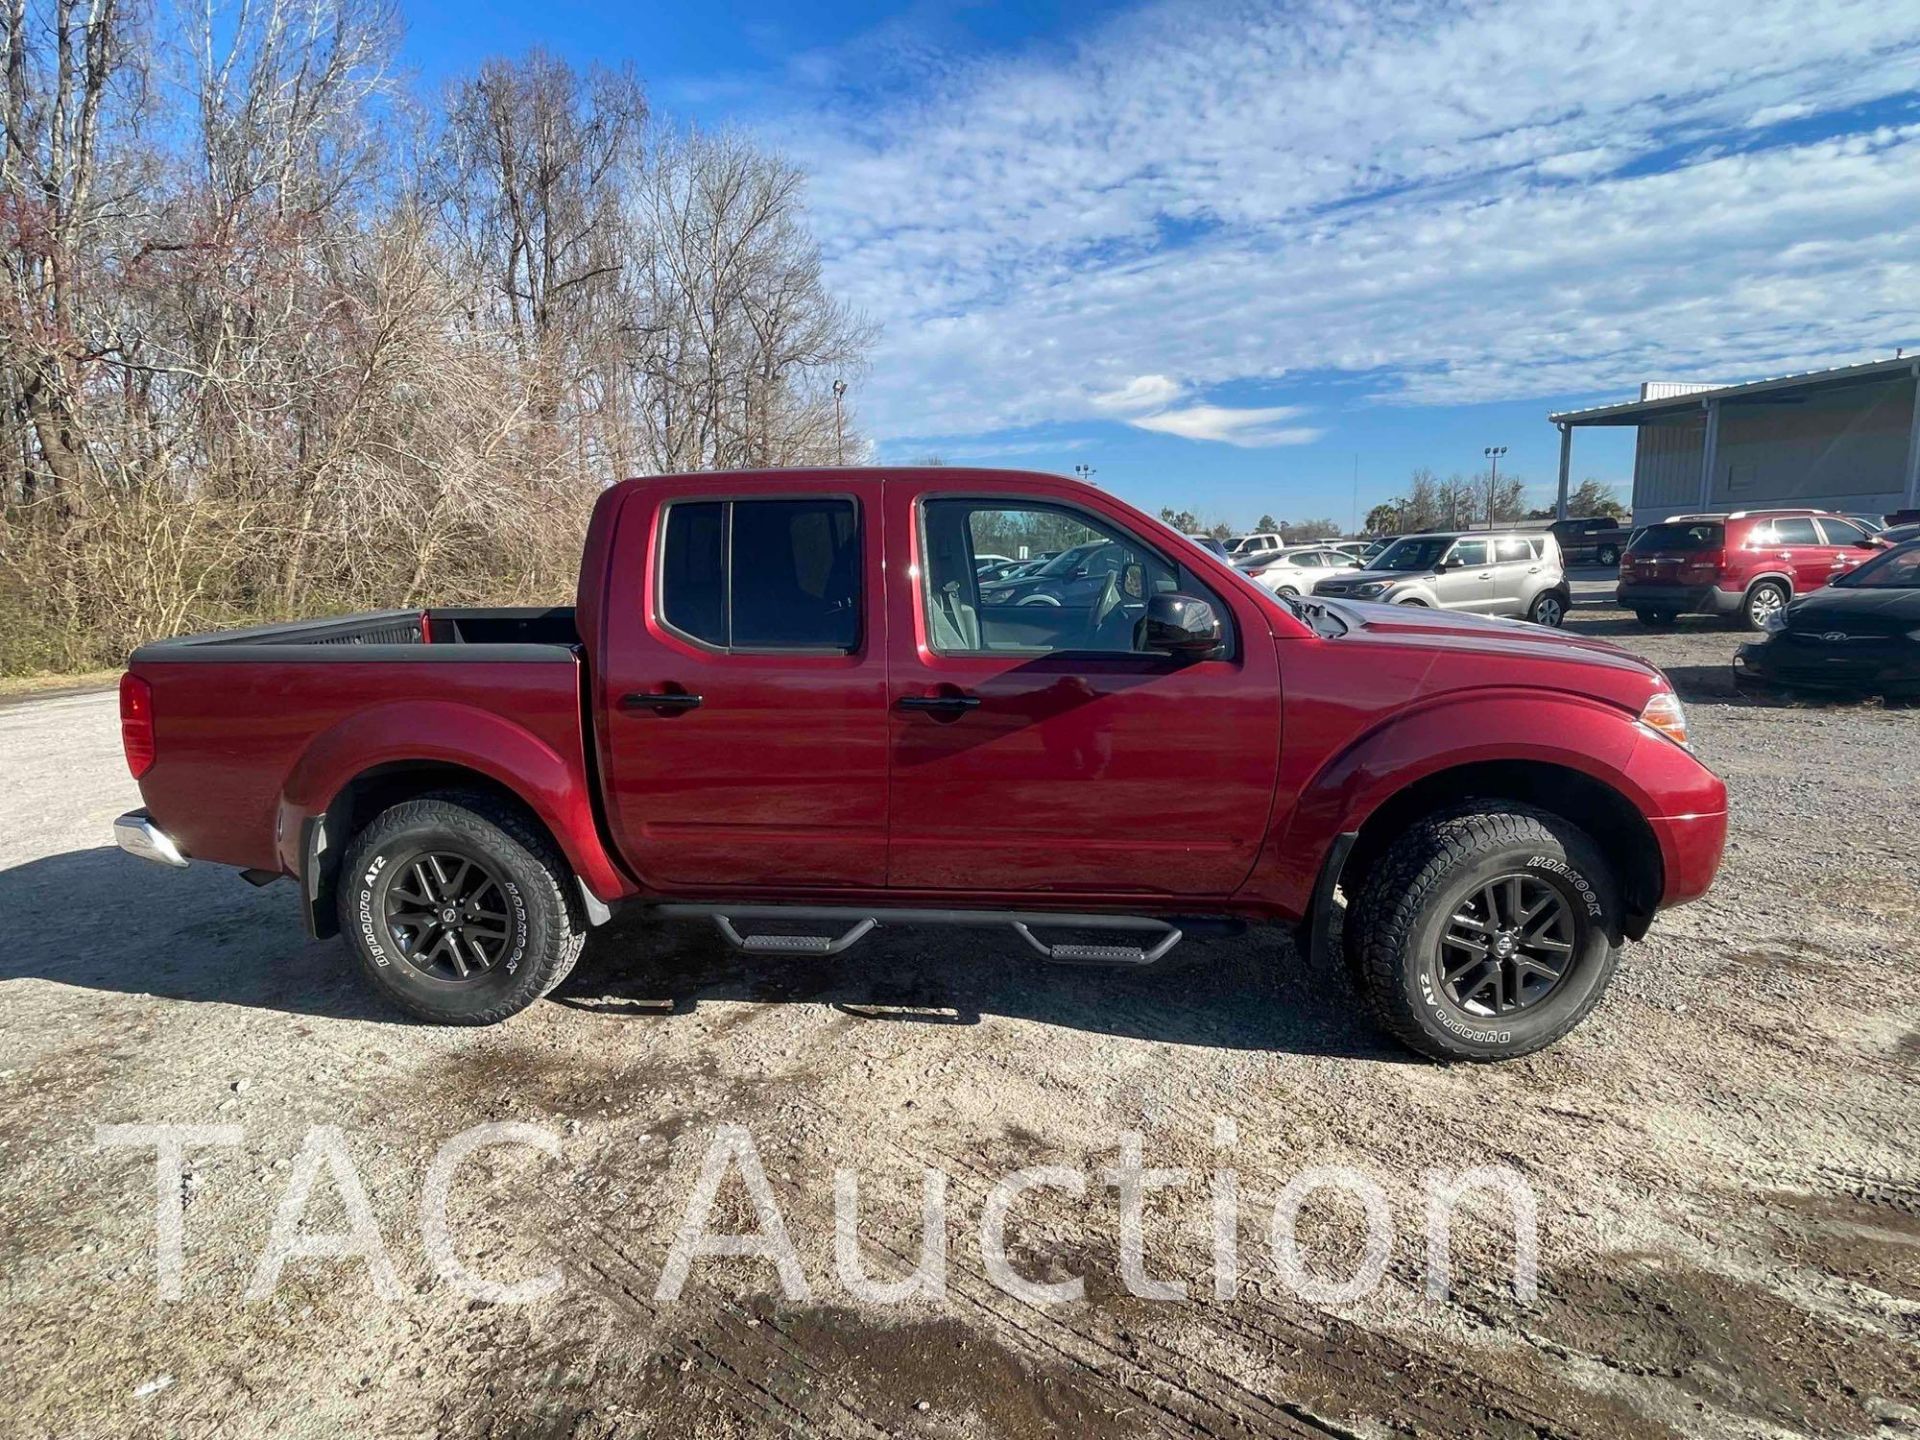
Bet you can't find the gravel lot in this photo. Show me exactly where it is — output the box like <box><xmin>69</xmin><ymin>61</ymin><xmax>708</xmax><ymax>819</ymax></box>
<box><xmin>2</xmin><ymin>584</ymin><xmax>1916</xmax><ymax>1439</ymax></box>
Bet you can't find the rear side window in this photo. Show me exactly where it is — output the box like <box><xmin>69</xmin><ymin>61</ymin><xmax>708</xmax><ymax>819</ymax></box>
<box><xmin>1760</xmin><ymin>517</ymin><xmax>1820</xmax><ymax>545</ymax></box>
<box><xmin>659</xmin><ymin>497</ymin><xmax>860</xmax><ymax>652</ymax></box>
<box><xmin>1494</xmin><ymin>538</ymin><xmax>1533</xmax><ymax>561</ymax></box>
<box><xmin>1630</xmin><ymin>523</ymin><xmax>1723</xmax><ymax>552</ymax></box>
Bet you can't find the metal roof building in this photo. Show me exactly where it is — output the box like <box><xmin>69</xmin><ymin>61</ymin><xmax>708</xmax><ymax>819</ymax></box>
<box><xmin>1547</xmin><ymin>354</ymin><xmax>1920</xmax><ymax>524</ymax></box>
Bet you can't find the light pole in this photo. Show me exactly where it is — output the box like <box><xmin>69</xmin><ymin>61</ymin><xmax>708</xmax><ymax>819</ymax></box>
<box><xmin>832</xmin><ymin>378</ymin><xmax>847</xmax><ymax>465</ymax></box>
<box><xmin>1074</xmin><ymin>463</ymin><xmax>1097</xmax><ymax>486</ymax></box>
<box><xmin>1482</xmin><ymin>445</ymin><xmax>1507</xmax><ymax>528</ymax></box>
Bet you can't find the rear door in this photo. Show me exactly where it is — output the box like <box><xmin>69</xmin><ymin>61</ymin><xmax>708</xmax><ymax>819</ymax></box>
<box><xmin>1757</xmin><ymin>516</ymin><xmax>1831</xmax><ymax>593</ymax></box>
<box><xmin>594</xmin><ymin>478</ymin><xmax>890</xmax><ymax>890</ymax></box>
<box><xmin>884</xmin><ymin>481</ymin><xmax>1282</xmax><ymax>897</ymax></box>
<box><xmin>1433</xmin><ymin>538</ymin><xmax>1494</xmax><ymax>611</ymax></box>
<box><xmin>1487</xmin><ymin>535</ymin><xmax>1543</xmax><ymax>615</ymax></box>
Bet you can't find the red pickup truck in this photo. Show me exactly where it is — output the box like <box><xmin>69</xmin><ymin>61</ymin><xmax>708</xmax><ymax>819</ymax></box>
<box><xmin>114</xmin><ymin>468</ymin><xmax>1727</xmax><ymax>1061</ymax></box>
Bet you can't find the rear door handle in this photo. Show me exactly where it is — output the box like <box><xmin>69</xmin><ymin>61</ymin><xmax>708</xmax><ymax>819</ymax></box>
<box><xmin>621</xmin><ymin>692</ymin><xmax>702</xmax><ymax>713</ymax></box>
<box><xmin>896</xmin><ymin>694</ymin><xmax>981</xmax><ymax>714</ymax></box>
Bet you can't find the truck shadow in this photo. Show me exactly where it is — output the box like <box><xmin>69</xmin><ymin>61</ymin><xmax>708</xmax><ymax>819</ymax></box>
<box><xmin>0</xmin><ymin>845</ymin><xmax>406</xmax><ymax>1024</ymax></box>
<box><xmin>0</xmin><ymin>845</ymin><xmax>1407</xmax><ymax>1058</ymax></box>
<box><xmin>550</xmin><ymin>909</ymin><xmax>1414</xmax><ymax>1062</ymax></box>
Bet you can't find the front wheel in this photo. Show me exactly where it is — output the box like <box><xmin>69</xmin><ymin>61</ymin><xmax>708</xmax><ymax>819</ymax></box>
<box><xmin>337</xmin><ymin>792</ymin><xmax>586</xmax><ymax>1024</ymax></box>
<box><xmin>1348</xmin><ymin>805</ymin><xmax>1621</xmax><ymax>1061</ymax></box>
<box><xmin>1276</xmin><ymin>584</ymin><xmax>1299</xmax><ymax>597</ymax></box>
<box><xmin>1527</xmin><ymin>590</ymin><xmax>1567</xmax><ymax>627</ymax></box>
<box><xmin>1635</xmin><ymin>609</ymin><xmax>1676</xmax><ymax>627</ymax></box>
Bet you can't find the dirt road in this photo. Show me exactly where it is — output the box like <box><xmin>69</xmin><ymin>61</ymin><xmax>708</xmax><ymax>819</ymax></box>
<box><xmin>2</xmin><ymin>610</ymin><xmax>1916</xmax><ymax>1438</ymax></box>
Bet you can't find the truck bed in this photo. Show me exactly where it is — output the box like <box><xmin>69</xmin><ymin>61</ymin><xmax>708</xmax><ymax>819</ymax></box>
<box><xmin>130</xmin><ymin>606</ymin><xmax>580</xmax><ymax>659</ymax></box>
<box><xmin>128</xmin><ymin>607</ymin><xmax>600</xmax><ymax>884</ymax></box>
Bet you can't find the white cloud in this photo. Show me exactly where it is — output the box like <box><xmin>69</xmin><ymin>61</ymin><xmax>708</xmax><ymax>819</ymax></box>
<box><xmin>1127</xmin><ymin>404</ymin><xmax>1321</xmax><ymax>447</ymax></box>
<box><xmin>753</xmin><ymin>0</ymin><xmax>1920</xmax><ymax>445</ymax></box>
<box><xmin>1091</xmin><ymin>374</ymin><xmax>1184</xmax><ymax>413</ymax></box>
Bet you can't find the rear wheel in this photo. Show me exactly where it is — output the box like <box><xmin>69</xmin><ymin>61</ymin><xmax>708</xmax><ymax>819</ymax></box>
<box><xmin>1635</xmin><ymin>609</ymin><xmax>1676</xmax><ymax>627</ymax></box>
<box><xmin>1742</xmin><ymin>580</ymin><xmax>1788</xmax><ymax>632</ymax></box>
<box><xmin>1527</xmin><ymin>590</ymin><xmax>1566</xmax><ymax>627</ymax></box>
<box><xmin>337</xmin><ymin>792</ymin><xmax>586</xmax><ymax>1024</ymax></box>
<box><xmin>1348</xmin><ymin>805</ymin><xmax>1621</xmax><ymax>1062</ymax></box>
<box><xmin>1596</xmin><ymin>544</ymin><xmax>1620</xmax><ymax>567</ymax></box>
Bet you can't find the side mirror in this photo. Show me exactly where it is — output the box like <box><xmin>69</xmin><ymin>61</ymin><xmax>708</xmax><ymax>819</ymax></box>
<box><xmin>1432</xmin><ymin>558</ymin><xmax>1451</xmax><ymax>573</ymax></box>
<box><xmin>1144</xmin><ymin>593</ymin><xmax>1222</xmax><ymax>658</ymax></box>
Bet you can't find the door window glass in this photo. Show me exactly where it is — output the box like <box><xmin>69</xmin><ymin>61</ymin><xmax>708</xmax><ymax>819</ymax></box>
<box><xmin>1448</xmin><ymin>539</ymin><xmax>1491</xmax><ymax>567</ymax></box>
<box><xmin>1816</xmin><ymin>517</ymin><xmax>1868</xmax><ymax>545</ymax></box>
<box><xmin>1764</xmin><ymin>518</ymin><xmax>1820</xmax><ymax>545</ymax></box>
<box><xmin>659</xmin><ymin>498</ymin><xmax>860</xmax><ymax>652</ymax></box>
<box><xmin>922</xmin><ymin>500</ymin><xmax>1221</xmax><ymax>656</ymax></box>
<box><xmin>1494</xmin><ymin>537</ymin><xmax>1534</xmax><ymax>562</ymax></box>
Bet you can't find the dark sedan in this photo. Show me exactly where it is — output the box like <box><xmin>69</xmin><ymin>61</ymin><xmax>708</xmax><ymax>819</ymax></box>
<box><xmin>1735</xmin><ymin>540</ymin><xmax>1920</xmax><ymax>697</ymax></box>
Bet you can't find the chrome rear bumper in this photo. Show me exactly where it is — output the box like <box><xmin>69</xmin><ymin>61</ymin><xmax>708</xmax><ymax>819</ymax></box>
<box><xmin>114</xmin><ymin>809</ymin><xmax>189</xmax><ymax>868</ymax></box>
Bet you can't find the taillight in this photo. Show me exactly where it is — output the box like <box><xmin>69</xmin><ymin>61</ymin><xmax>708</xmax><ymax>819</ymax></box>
<box><xmin>1245</xmin><ymin>565</ymin><xmax>1271</xmax><ymax>577</ymax></box>
<box><xmin>119</xmin><ymin>673</ymin><xmax>155</xmax><ymax>779</ymax></box>
<box><xmin>1682</xmin><ymin>547</ymin><xmax>1725</xmax><ymax>581</ymax></box>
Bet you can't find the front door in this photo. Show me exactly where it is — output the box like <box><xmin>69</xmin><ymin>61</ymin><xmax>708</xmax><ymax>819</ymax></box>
<box><xmin>884</xmin><ymin>485</ymin><xmax>1283</xmax><ymax>898</ymax></box>
<box><xmin>595</xmin><ymin>478</ymin><xmax>890</xmax><ymax>890</ymax></box>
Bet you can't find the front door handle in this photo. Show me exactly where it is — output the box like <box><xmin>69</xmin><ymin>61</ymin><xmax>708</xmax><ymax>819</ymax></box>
<box><xmin>1476</xmin><ymin>571</ymin><xmax>1493</xmax><ymax>579</ymax></box>
<box><xmin>621</xmin><ymin>692</ymin><xmax>703</xmax><ymax>714</ymax></box>
<box><xmin>896</xmin><ymin>693</ymin><xmax>981</xmax><ymax>714</ymax></box>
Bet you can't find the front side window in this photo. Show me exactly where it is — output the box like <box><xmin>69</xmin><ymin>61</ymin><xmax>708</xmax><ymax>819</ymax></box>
<box><xmin>1817</xmin><ymin>517</ymin><xmax>1869</xmax><ymax>546</ymax></box>
<box><xmin>922</xmin><ymin>500</ymin><xmax>1222</xmax><ymax>656</ymax></box>
<box><xmin>659</xmin><ymin>497</ymin><xmax>860</xmax><ymax>652</ymax></box>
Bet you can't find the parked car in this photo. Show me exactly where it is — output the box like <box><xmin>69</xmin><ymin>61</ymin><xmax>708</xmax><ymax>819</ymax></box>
<box><xmin>974</xmin><ymin>553</ymin><xmax>1017</xmax><ymax>572</ymax></box>
<box><xmin>1324</xmin><ymin>540</ymin><xmax>1374</xmax><ymax>562</ymax></box>
<box><xmin>1882</xmin><ymin>522</ymin><xmax>1920</xmax><ymax>547</ymax></box>
<box><xmin>977</xmin><ymin>538</ymin><xmax>1145</xmax><ymax>607</ymax></box>
<box><xmin>1186</xmin><ymin>533</ymin><xmax>1232</xmax><ymax>559</ymax></box>
<box><xmin>1845</xmin><ymin>514</ymin><xmax>1888</xmax><ymax>535</ymax></box>
<box><xmin>1239</xmin><ymin>545</ymin><xmax>1361</xmax><ymax>595</ymax></box>
<box><xmin>1734</xmin><ymin>539</ymin><xmax>1920</xmax><ymax>697</ymax></box>
<box><xmin>1311</xmin><ymin>530</ymin><xmax>1571</xmax><ymax>626</ymax></box>
<box><xmin>1616</xmin><ymin>509</ymin><xmax>1883</xmax><ymax>631</ymax></box>
<box><xmin>1548</xmin><ymin>515</ymin><xmax>1630</xmax><ymax>567</ymax></box>
<box><xmin>113</xmin><ymin>467</ymin><xmax>1725</xmax><ymax>1062</ymax></box>
<box><xmin>1226</xmin><ymin>532</ymin><xmax>1285</xmax><ymax>565</ymax></box>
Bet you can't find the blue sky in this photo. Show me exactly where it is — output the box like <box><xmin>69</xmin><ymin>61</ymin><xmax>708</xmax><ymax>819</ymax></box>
<box><xmin>399</xmin><ymin>0</ymin><xmax>1920</xmax><ymax>528</ymax></box>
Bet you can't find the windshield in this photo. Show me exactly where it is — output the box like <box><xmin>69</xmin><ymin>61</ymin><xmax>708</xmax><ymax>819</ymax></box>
<box><xmin>1629</xmin><ymin>522</ymin><xmax>1723</xmax><ymax>553</ymax></box>
<box><xmin>1837</xmin><ymin>543</ymin><xmax>1920</xmax><ymax>589</ymax></box>
<box><xmin>1369</xmin><ymin>537</ymin><xmax>1453</xmax><ymax>571</ymax></box>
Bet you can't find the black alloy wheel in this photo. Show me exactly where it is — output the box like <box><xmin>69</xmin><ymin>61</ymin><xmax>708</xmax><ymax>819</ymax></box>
<box><xmin>385</xmin><ymin>850</ymin><xmax>513</xmax><ymax>982</ymax></box>
<box><xmin>1436</xmin><ymin>872</ymin><xmax>1575</xmax><ymax>1016</ymax></box>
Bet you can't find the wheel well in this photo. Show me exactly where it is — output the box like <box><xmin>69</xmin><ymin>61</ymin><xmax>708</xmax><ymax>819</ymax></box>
<box><xmin>305</xmin><ymin>762</ymin><xmax>567</xmax><ymax>939</ymax></box>
<box><xmin>1339</xmin><ymin>761</ymin><xmax>1663</xmax><ymax>940</ymax></box>
<box><xmin>1746</xmin><ymin>573</ymin><xmax>1792</xmax><ymax>596</ymax></box>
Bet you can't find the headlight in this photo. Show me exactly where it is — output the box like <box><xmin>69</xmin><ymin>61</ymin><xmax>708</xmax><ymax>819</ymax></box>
<box><xmin>1760</xmin><ymin>610</ymin><xmax>1788</xmax><ymax>633</ymax></box>
<box><xmin>1908</xmin><ymin>627</ymin><xmax>1920</xmax><ymax>641</ymax></box>
<box><xmin>1353</xmin><ymin>581</ymin><xmax>1391</xmax><ymax>598</ymax></box>
<box><xmin>1639</xmin><ymin>691</ymin><xmax>1691</xmax><ymax>750</ymax></box>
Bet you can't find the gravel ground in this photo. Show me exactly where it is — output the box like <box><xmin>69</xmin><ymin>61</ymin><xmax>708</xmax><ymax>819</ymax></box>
<box><xmin>1</xmin><ymin>588</ymin><xmax>1916</xmax><ymax>1439</ymax></box>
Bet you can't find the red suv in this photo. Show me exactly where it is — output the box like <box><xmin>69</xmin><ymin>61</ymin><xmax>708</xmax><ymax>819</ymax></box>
<box><xmin>1618</xmin><ymin>509</ymin><xmax>1883</xmax><ymax>630</ymax></box>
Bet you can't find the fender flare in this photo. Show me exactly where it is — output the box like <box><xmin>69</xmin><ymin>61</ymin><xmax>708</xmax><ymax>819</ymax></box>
<box><xmin>1267</xmin><ymin>689</ymin><xmax>1671</xmax><ymax>922</ymax></box>
<box><xmin>274</xmin><ymin>700</ymin><xmax>633</xmax><ymax>920</ymax></box>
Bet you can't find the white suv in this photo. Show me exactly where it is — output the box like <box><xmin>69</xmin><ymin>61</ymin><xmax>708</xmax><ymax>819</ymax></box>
<box><xmin>1311</xmin><ymin>530</ymin><xmax>1573</xmax><ymax>626</ymax></box>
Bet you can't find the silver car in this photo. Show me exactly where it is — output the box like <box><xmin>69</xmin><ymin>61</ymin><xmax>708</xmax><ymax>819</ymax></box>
<box><xmin>1310</xmin><ymin>530</ymin><xmax>1572</xmax><ymax>626</ymax></box>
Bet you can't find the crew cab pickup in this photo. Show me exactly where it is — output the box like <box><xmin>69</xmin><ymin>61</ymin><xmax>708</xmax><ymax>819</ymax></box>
<box><xmin>115</xmin><ymin>468</ymin><xmax>1727</xmax><ymax>1061</ymax></box>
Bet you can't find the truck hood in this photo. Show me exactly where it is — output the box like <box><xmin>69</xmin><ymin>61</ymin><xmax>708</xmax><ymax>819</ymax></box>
<box><xmin>1311</xmin><ymin>597</ymin><xmax>1669</xmax><ymax>709</ymax></box>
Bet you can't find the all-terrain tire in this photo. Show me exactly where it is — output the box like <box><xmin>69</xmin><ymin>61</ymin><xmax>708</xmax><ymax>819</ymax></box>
<box><xmin>337</xmin><ymin>792</ymin><xmax>586</xmax><ymax>1024</ymax></box>
<box><xmin>1348</xmin><ymin>804</ymin><xmax>1621</xmax><ymax>1062</ymax></box>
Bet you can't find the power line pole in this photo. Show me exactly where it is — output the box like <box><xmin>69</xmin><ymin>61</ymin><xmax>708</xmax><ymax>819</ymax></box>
<box><xmin>832</xmin><ymin>379</ymin><xmax>847</xmax><ymax>464</ymax></box>
<box><xmin>1350</xmin><ymin>454</ymin><xmax>1359</xmax><ymax>536</ymax></box>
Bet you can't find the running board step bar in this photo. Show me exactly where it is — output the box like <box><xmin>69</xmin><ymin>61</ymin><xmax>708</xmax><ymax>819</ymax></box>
<box><xmin>658</xmin><ymin>904</ymin><xmax>1193</xmax><ymax>966</ymax></box>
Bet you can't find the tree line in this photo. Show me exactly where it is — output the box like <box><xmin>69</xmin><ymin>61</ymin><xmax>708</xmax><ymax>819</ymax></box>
<box><xmin>1363</xmin><ymin>470</ymin><xmax>1623</xmax><ymax>536</ymax></box>
<box><xmin>1</xmin><ymin>0</ymin><xmax>872</xmax><ymax>674</ymax></box>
